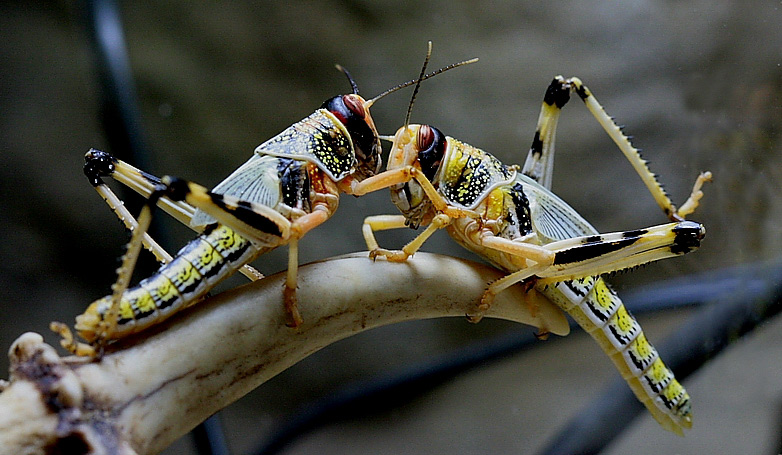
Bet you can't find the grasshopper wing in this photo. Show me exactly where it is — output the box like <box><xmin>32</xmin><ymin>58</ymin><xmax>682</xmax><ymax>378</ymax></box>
<box><xmin>191</xmin><ymin>154</ymin><xmax>283</xmax><ymax>228</ymax></box>
<box><xmin>516</xmin><ymin>174</ymin><xmax>597</xmax><ymax>243</ymax></box>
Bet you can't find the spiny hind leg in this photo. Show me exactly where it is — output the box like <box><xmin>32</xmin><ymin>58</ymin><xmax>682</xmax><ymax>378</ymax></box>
<box><xmin>56</xmin><ymin>170</ymin><xmax>263</xmax><ymax>355</ymax></box>
<box><xmin>84</xmin><ymin>149</ymin><xmax>197</xmax><ymax>227</ymax></box>
<box><xmin>535</xmin><ymin>220</ymin><xmax>705</xmax><ymax>284</ymax></box>
<box><xmin>84</xmin><ymin>149</ymin><xmax>263</xmax><ymax>281</ymax></box>
<box><xmin>469</xmin><ymin>220</ymin><xmax>704</xmax><ymax>321</ymax></box>
<box><xmin>521</xmin><ymin>78</ymin><xmax>711</xmax><ymax>220</ymax></box>
<box><xmin>97</xmin><ymin>190</ymin><xmax>160</xmax><ymax>352</ymax></box>
<box><xmin>50</xmin><ymin>159</ymin><xmax>171</xmax><ymax>356</ymax></box>
<box><xmin>564</xmin><ymin>76</ymin><xmax>712</xmax><ymax>220</ymax></box>
<box><xmin>473</xmin><ymin>221</ymin><xmax>703</xmax><ymax>323</ymax></box>
<box><xmin>50</xmin><ymin>188</ymin><xmax>159</xmax><ymax>357</ymax></box>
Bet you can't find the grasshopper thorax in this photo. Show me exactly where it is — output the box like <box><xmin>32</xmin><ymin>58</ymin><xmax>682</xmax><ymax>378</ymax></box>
<box><xmin>321</xmin><ymin>94</ymin><xmax>382</xmax><ymax>180</ymax></box>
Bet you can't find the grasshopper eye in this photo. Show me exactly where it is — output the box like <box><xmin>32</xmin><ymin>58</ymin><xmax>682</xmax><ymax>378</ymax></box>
<box><xmin>417</xmin><ymin>125</ymin><xmax>435</xmax><ymax>150</ymax></box>
<box><xmin>417</xmin><ymin>125</ymin><xmax>445</xmax><ymax>181</ymax></box>
<box><xmin>321</xmin><ymin>95</ymin><xmax>365</xmax><ymax>124</ymax></box>
<box><xmin>342</xmin><ymin>94</ymin><xmax>366</xmax><ymax>118</ymax></box>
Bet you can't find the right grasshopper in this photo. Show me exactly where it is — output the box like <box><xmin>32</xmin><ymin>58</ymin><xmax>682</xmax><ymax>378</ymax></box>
<box><xmin>361</xmin><ymin>71</ymin><xmax>712</xmax><ymax>434</ymax></box>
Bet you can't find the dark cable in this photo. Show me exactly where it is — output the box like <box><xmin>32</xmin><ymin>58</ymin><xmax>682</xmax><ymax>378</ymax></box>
<box><xmin>83</xmin><ymin>0</ymin><xmax>150</xmax><ymax>168</ymax></box>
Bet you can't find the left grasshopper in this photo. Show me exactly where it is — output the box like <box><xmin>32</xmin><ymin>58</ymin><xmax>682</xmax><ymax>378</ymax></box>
<box><xmin>52</xmin><ymin>56</ymin><xmax>476</xmax><ymax>357</ymax></box>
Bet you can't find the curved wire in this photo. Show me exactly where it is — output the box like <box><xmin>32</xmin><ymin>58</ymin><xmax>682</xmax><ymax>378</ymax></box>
<box><xmin>83</xmin><ymin>0</ymin><xmax>150</xmax><ymax>168</ymax></box>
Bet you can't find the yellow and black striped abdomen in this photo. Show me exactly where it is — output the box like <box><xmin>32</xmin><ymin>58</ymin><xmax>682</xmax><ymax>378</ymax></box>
<box><xmin>75</xmin><ymin>224</ymin><xmax>261</xmax><ymax>342</ymax></box>
<box><xmin>541</xmin><ymin>277</ymin><xmax>692</xmax><ymax>434</ymax></box>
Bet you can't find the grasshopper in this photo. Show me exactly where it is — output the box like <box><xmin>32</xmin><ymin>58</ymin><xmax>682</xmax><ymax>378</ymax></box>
<box><xmin>360</xmin><ymin>70</ymin><xmax>712</xmax><ymax>434</ymax></box>
<box><xmin>51</xmin><ymin>55</ymin><xmax>477</xmax><ymax>357</ymax></box>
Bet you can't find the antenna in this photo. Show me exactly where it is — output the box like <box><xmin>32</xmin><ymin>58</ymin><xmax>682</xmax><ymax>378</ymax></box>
<box><xmin>335</xmin><ymin>64</ymin><xmax>360</xmax><ymax>94</ymax></box>
<box><xmin>404</xmin><ymin>41</ymin><xmax>433</xmax><ymax>127</ymax></box>
<box><xmin>362</xmin><ymin>47</ymin><xmax>478</xmax><ymax>109</ymax></box>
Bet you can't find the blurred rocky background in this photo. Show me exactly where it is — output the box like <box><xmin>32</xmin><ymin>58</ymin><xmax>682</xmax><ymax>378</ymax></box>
<box><xmin>1</xmin><ymin>1</ymin><xmax>780</xmax><ymax>454</ymax></box>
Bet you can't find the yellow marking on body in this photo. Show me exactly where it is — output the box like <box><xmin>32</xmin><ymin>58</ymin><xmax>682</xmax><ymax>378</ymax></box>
<box><xmin>592</xmin><ymin>279</ymin><xmax>614</xmax><ymax>311</ymax></box>
<box><xmin>442</xmin><ymin>141</ymin><xmax>469</xmax><ymax>188</ymax></box>
<box><xmin>201</xmin><ymin>245</ymin><xmax>214</xmax><ymax>263</ymax></box>
<box><xmin>141</xmin><ymin>271</ymin><xmax>181</xmax><ymax>308</ymax></box>
<box><xmin>657</xmin><ymin>380</ymin><xmax>692</xmax><ymax>426</ymax></box>
<box><xmin>485</xmin><ymin>187</ymin><xmax>506</xmax><ymax>220</ymax></box>
<box><xmin>544</xmin><ymin>276</ymin><xmax>595</xmax><ymax>311</ymax></box>
<box><xmin>456</xmin><ymin>166</ymin><xmax>476</xmax><ymax>199</ymax></box>
<box><xmin>133</xmin><ymin>290</ymin><xmax>157</xmax><ymax>317</ymax></box>
<box><xmin>623</xmin><ymin>331</ymin><xmax>658</xmax><ymax>374</ymax></box>
<box><xmin>632</xmin><ymin>332</ymin><xmax>653</xmax><ymax>359</ymax></box>
<box><xmin>603</xmin><ymin>302</ymin><xmax>641</xmax><ymax>350</ymax></box>
<box><xmin>612</xmin><ymin>305</ymin><xmax>635</xmax><ymax>334</ymax></box>
<box><xmin>580</xmin><ymin>279</ymin><xmax>621</xmax><ymax>325</ymax></box>
<box><xmin>163</xmin><ymin>257</ymin><xmax>203</xmax><ymax>294</ymax></box>
<box><xmin>156</xmin><ymin>279</ymin><xmax>175</xmax><ymax>299</ymax></box>
<box><xmin>193</xmin><ymin>240</ymin><xmax>223</xmax><ymax>275</ymax></box>
<box><xmin>662</xmin><ymin>379</ymin><xmax>686</xmax><ymax>404</ymax></box>
<box><xmin>644</xmin><ymin>357</ymin><xmax>674</xmax><ymax>392</ymax></box>
<box><xmin>118</xmin><ymin>296</ymin><xmax>136</xmax><ymax>322</ymax></box>
<box><xmin>210</xmin><ymin>225</ymin><xmax>246</xmax><ymax>252</ymax></box>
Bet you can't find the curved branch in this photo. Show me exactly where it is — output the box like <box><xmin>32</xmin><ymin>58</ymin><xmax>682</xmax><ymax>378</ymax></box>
<box><xmin>0</xmin><ymin>252</ymin><xmax>569</xmax><ymax>455</ymax></box>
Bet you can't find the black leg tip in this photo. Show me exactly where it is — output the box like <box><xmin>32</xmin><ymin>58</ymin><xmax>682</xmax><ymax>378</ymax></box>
<box><xmin>544</xmin><ymin>77</ymin><xmax>571</xmax><ymax>108</ymax></box>
<box><xmin>83</xmin><ymin>149</ymin><xmax>117</xmax><ymax>186</ymax></box>
<box><xmin>671</xmin><ymin>221</ymin><xmax>705</xmax><ymax>254</ymax></box>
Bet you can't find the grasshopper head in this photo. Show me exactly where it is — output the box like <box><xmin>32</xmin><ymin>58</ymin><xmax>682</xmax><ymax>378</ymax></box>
<box><xmin>322</xmin><ymin>94</ymin><xmax>383</xmax><ymax>180</ymax></box>
<box><xmin>387</xmin><ymin>124</ymin><xmax>446</xmax><ymax>229</ymax></box>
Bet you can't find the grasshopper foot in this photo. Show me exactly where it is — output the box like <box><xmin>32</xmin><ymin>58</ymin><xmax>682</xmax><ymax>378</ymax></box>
<box><xmin>283</xmin><ymin>285</ymin><xmax>303</xmax><ymax>328</ymax></box>
<box><xmin>368</xmin><ymin>248</ymin><xmax>411</xmax><ymax>263</ymax></box>
<box><xmin>467</xmin><ymin>290</ymin><xmax>496</xmax><ymax>323</ymax></box>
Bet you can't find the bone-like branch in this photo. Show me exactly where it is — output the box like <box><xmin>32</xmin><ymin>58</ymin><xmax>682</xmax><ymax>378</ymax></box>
<box><xmin>0</xmin><ymin>252</ymin><xmax>569</xmax><ymax>455</ymax></box>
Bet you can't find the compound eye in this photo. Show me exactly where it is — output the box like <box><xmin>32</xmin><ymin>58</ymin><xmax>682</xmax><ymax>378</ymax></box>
<box><xmin>342</xmin><ymin>94</ymin><xmax>365</xmax><ymax>118</ymax></box>
<box><xmin>417</xmin><ymin>125</ymin><xmax>435</xmax><ymax>150</ymax></box>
